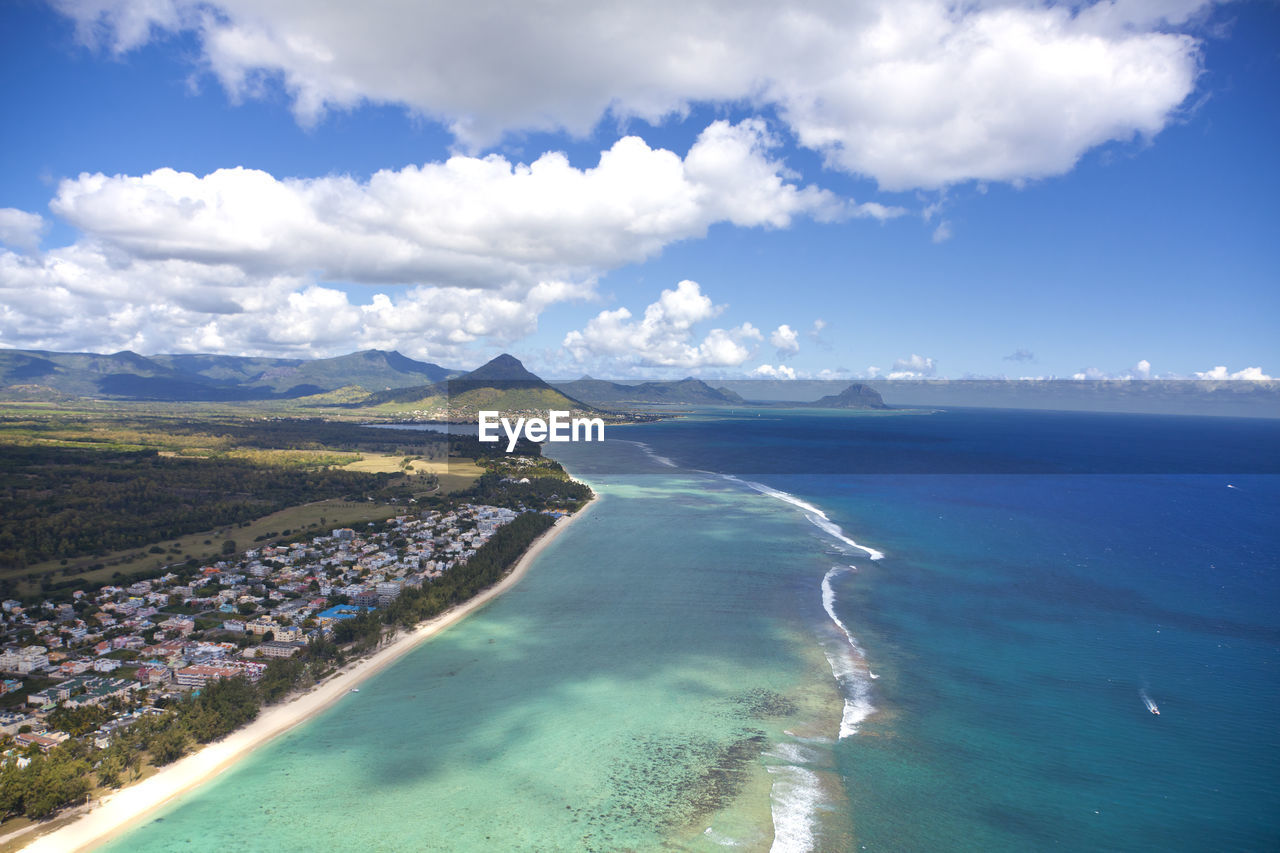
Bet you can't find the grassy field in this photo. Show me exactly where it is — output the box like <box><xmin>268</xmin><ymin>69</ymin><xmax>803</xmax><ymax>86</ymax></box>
<box><xmin>340</xmin><ymin>452</ymin><xmax>483</xmax><ymax>492</ymax></box>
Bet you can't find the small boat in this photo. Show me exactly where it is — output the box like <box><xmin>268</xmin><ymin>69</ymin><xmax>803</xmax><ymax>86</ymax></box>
<box><xmin>350</xmin><ymin>688</ymin><xmax>360</xmax><ymax>693</ymax></box>
<box><xmin>1149</xmin><ymin>704</ymin><xmax>1159</xmax><ymax>715</ymax></box>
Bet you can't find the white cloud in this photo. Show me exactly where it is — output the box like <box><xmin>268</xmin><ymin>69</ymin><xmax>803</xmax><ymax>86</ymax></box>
<box><xmin>752</xmin><ymin>364</ymin><xmax>797</xmax><ymax>379</ymax></box>
<box><xmin>1003</xmin><ymin>348</ymin><xmax>1036</xmax><ymax>363</ymax></box>
<box><xmin>931</xmin><ymin>220</ymin><xmax>953</xmax><ymax>243</ymax></box>
<box><xmin>1070</xmin><ymin>359</ymin><xmax>1161</xmax><ymax>380</ymax></box>
<box><xmin>562</xmin><ymin>280</ymin><xmax>761</xmax><ymax>369</ymax></box>
<box><xmin>770</xmin><ymin>324</ymin><xmax>800</xmax><ymax>358</ymax></box>
<box><xmin>0</xmin><ymin>209</ymin><xmax>48</xmax><ymax>252</ymax></box>
<box><xmin>50</xmin><ymin>120</ymin><xmax>834</xmax><ymax>290</ymax></box>
<box><xmin>2</xmin><ymin>121</ymin><xmax>840</xmax><ymax>358</ymax></box>
<box><xmin>52</xmin><ymin>0</ymin><xmax>1207</xmax><ymax>189</ymax></box>
<box><xmin>0</xmin><ymin>241</ymin><xmax>590</xmax><ymax>361</ymax></box>
<box><xmin>1194</xmin><ymin>365</ymin><xmax>1273</xmax><ymax>381</ymax></box>
<box><xmin>889</xmin><ymin>353</ymin><xmax>937</xmax><ymax>378</ymax></box>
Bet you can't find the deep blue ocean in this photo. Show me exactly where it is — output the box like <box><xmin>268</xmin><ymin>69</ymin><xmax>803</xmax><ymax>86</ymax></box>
<box><xmin>100</xmin><ymin>407</ymin><xmax>1278</xmax><ymax>852</ymax></box>
<box><xmin>574</xmin><ymin>408</ymin><xmax>1280</xmax><ymax>851</ymax></box>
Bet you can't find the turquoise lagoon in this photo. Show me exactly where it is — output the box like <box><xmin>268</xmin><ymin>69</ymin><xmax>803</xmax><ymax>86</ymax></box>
<box><xmin>101</xmin><ymin>409</ymin><xmax>1279</xmax><ymax>851</ymax></box>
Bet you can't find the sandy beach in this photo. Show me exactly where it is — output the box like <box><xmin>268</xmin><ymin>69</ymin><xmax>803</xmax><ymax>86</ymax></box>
<box><xmin>17</xmin><ymin>502</ymin><xmax>592</xmax><ymax>853</ymax></box>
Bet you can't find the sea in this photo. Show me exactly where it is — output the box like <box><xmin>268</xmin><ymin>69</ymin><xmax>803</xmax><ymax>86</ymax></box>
<box><xmin>99</xmin><ymin>408</ymin><xmax>1279</xmax><ymax>852</ymax></box>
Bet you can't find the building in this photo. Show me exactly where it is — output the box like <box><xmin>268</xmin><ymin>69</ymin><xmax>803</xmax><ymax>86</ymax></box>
<box><xmin>258</xmin><ymin>641</ymin><xmax>305</xmax><ymax>659</ymax></box>
<box><xmin>0</xmin><ymin>645</ymin><xmax>50</xmax><ymax>674</ymax></box>
<box><xmin>316</xmin><ymin>605</ymin><xmax>364</xmax><ymax>626</ymax></box>
<box><xmin>174</xmin><ymin>665</ymin><xmax>243</xmax><ymax>688</ymax></box>
<box><xmin>0</xmin><ymin>710</ymin><xmax>35</xmax><ymax>735</ymax></box>
<box><xmin>158</xmin><ymin>615</ymin><xmax>196</xmax><ymax>637</ymax></box>
<box><xmin>15</xmin><ymin>731</ymin><xmax>67</xmax><ymax>753</ymax></box>
<box><xmin>375</xmin><ymin>580</ymin><xmax>403</xmax><ymax>605</ymax></box>
<box><xmin>245</xmin><ymin>618</ymin><xmax>278</xmax><ymax>636</ymax></box>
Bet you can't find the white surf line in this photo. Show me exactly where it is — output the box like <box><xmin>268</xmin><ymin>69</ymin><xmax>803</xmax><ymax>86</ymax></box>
<box><xmin>764</xmin><ymin>739</ymin><xmax>836</xmax><ymax>853</ymax></box>
<box><xmin>717</xmin><ymin>474</ymin><xmax>885</xmax><ymax>561</ymax></box>
<box><xmin>615</xmin><ymin>438</ymin><xmax>679</xmax><ymax>468</ymax></box>
<box><xmin>821</xmin><ymin>566</ymin><xmax>876</xmax><ymax>739</ymax></box>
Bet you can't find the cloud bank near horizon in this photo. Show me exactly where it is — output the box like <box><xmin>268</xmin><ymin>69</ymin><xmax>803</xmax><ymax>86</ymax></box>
<box><xmin>0</xmin><ymin>122</ymin><xmax>845</xmax><ymax>362</ymax></box>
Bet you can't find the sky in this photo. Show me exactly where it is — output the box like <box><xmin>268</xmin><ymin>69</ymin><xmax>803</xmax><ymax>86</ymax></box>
<box><xmin>0</xmin><ymin>0</ymin><xmax>1276</xmax><ymax>380</ymax></box>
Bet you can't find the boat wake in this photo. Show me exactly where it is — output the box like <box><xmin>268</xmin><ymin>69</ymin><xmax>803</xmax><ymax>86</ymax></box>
<box><xmin>717</xmin><ymin>475</ymin><xmax>885</xmax><ymax>561</ymax></box>
<box><xmin>1140</xmin><ymin>689</ymin><xmax>1160</xmax><ymax>715</ymax></box>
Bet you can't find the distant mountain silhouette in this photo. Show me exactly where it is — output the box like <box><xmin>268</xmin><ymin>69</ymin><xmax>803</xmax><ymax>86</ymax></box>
<box><xmin>808</xmin><ymin>383</ymin><xmax>888</xmax><ymax>409</ymax></box>
<box><xmin>553</xmin><ymin>376</ymin><xmax>744</xmax><ymax>406</ymax></box>
<box><xmin>352</xmin><ymin>354</ymin><xmax>593</xmax><ymax>415</ymax></box>
<box><xmin>0</xmin><ymin>347</ymin><xmax>458</xmax><ymax>401</ymax></box>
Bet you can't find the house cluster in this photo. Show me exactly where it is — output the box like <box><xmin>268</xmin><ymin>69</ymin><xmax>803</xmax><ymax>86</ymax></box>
<box><xmin>0</xmin><ymin>504</ymin><xmax>518</xmax><ymax>755</ymax></box>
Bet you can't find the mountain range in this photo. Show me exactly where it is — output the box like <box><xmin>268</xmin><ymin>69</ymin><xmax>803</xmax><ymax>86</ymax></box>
<box><xmin>0</xmin><ymin>347</ymin><xmax>890</xmax><ymax>414</ymax></box>
<box><xmin>0</xmin><ymin>348</ymin><xmax>456</xmax><ymax>401</ymax></box>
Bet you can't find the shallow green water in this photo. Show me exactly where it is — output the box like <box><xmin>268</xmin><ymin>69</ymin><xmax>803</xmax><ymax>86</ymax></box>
<box><xmin>101</xmin><ymin>468</ymin><xmax>849</xmax><ymax>852</ymax></box>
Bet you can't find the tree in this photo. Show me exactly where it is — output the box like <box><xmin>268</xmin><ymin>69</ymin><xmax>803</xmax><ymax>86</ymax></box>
<box><xmin>221</xmin><ymin>539</ymin><xmax>237</xmax><ymax>555</ymax></box>
<box><xmin>151</xmin><ymin>725</ymin><xmax>189</xmax><ymax>765</ymax></box>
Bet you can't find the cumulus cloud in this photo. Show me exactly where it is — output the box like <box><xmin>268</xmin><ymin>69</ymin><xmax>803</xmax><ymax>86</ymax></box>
<box><xmin>0</xmin><ymin>241</ymin><xmax>582</xmax><ymax>361</ymax></box>
<box><xmin>770</xmin><ymin>324</ymin><xmax>800</xmax><ymax>358</ymax></box>
<box><xmin>889</xmin><ymin>353</ymin><xmax>937</xmax><ymax>378</ymax></box>
<box><xmin>752</xmin><ymin>364</ymin><xmax>797</xmax><ymax>379</ymax></box>
<box><xmin>1194</xmin><ymin>365</ymin><xmax>1273</xmax><ymax>381</ymax></box>
<box><xmin>51</xmin><ymin>0</ymin><xmax>1207</xmax><ymax>189</ymax></box>
<box><xmin>1072</xmin><ymin>359</ymin><xmax>1159</xmax><ymax>380</ymax></box>
<box><xmin>0</xmin><ymin>209</ymin><xmax>47</xmax><ymax>252</ymax></box>
<box><xmin>562</xmin><ymin>280</ymin><xmax>761</xmax><ymax>369</ymax></box>
<box><xmin>50</xmin><ymin>120</ymin><xmax>834</xmax><ymax>289</ymax></box>
<box><xmin>1</xmin><ymin>122</ymin><xmax>840</xmax><ymax>358</ymax></box>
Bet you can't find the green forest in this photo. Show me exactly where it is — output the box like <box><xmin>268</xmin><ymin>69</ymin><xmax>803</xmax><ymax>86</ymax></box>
<box><xmin>0</xmin><ymin>445</ymin><xmax>391</xmax><ymax>570</ymax></box>
<box><xmin>0</xmin><ymin>412</ymin><xmax>544</xmax><ymax>575</ymax></box>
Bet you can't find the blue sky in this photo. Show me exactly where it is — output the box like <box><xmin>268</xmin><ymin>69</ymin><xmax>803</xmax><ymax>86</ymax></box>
<box><xmin>0</xmin><ymin>0</ymin><xmax>1276</xmax><ymax>380</ymax></box>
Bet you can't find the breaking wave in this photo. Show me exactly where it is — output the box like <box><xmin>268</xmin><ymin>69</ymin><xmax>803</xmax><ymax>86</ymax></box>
<box><xmin>617</xmin><ymin>439</ymin><xmax>678</xmax><ymax>468</ymax></box>
<box><xmin>822</xmin><ymin>566</ymin><xmax>876</xmax><ymax>739</ymax></box>
<box><xmin>717</xmin><ymin>475</ymin><xmax>884</xmax><ymax>560</ymax></box>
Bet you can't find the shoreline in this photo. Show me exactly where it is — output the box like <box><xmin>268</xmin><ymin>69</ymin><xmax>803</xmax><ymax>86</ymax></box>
<box><xmin>16</xmin><ymin>498</ymin><xmax>595</xmax><ymax>853</ymax></box>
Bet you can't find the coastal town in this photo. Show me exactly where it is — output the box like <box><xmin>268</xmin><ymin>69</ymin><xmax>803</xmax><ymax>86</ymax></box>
<box><xmin>0</xmin><ymin>501</ymin><xmax>530</xmax><ymax>766</ymax></box>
